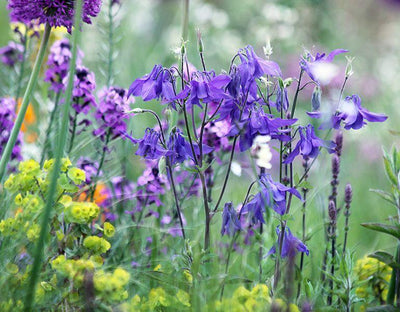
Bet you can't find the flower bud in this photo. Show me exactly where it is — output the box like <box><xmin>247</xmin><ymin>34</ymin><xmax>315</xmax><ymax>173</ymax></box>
<box><xmin>332</xmin><ymin>154</ymin><xmax>340</xmax><ymax>177</ymax></box>
<box><xmin>328</xmin><ymin>200</ymin><xmax>337</xmax><ymax>223</ymax></box>
<box><xmin>345</xmin><ymin>183</ymin><xmax>352</xmax><ymax>204</ymax></box>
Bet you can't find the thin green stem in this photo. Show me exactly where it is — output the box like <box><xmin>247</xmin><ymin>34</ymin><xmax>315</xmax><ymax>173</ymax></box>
<box><xmin>40</xmin><ymin>91</ymin><xmax>62</xmax><ymax>166</ymax></box>
<box><xmin>68</xmin><ymin>110</ymin><xmax>78</xmax><ymax>153</ymax></box>
<box><xmin>15</xmin><ymin>29</ymin><xmax>29</xmax><ymax>104</ymax></box>
<box><xmin>23</xmin><ymin>2</ymin><xmax>82</xmax><ymax>310</ymax></box>
<box><xmin>0</xmin><ymin>24</ymin><xmax>51</xmax><ymax>182</ymax></box>
<box><xmin>182</xmin><ymin>0</ymin><xmax>189</xmax><ymax>42</ymax></box>
<box><xmin>107</xmin><ymin>0</ymin><xmax>114</xmax><ymax>87</ymax></box>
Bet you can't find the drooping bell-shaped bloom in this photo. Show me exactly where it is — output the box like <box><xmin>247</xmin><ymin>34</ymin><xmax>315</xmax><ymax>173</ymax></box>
<box><xmin>126</xmin><ymin>128</ymin><xmax>169</xmax><ymax>160</ymax></box>
<box><xmin>308</xmin><ymin>94</ymin><xmax>387</xmax><ymax>130</ymax></box>
<box><xmin>268</xmin><ymin>226</ymin><xmax>309</xmax><ymax>258</ymax></box>
<box><xmin>128</xmin><ymin>64</ymin><xmax>176</xmax><ymax>104</ymax></box>
<box><xmin>221</xmin><ymin>202</ymin><xmax>242</xmax><ymax>237</ymax></box>
<box><xmin>276</xmin><ymin>86</ymin><xmax>289</xmax><ymax>112</ymax></box>
<box><xmin>8</xmin><ymin>0</ymin><xmax>102</xmax><ymax>33</ymax></box>
<box><xmin>284</xmin><ymin>124</ymin><xmax>335</xmax><ymax>163</ymax></box>
<box><xmin>167</xmin><ymin>128</ymin><xmax>193</xmax><ymax>165</ymax></box>
<box><xmin>174</xmin><ymin>71</ymin><xmax>231</xmax><ymax>109</ymax></box>
<box><xmin>260</xmin><ymin>173</ymin><xmax>301</xmax><ymax>215</ymax></box>
<box><xmin>300</xmin><ymin>49</ymin><xmax>348</xmax><ymax>85</ymax></box>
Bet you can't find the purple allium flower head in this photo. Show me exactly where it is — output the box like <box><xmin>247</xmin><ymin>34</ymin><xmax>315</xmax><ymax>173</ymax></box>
<box><xmin>67</xmin><ymin>66</ymin><xmax>96</xmax><ymax>114</ymax></box>
<box><xmin>93</xmin><ymin>86</ymin><xmax>133</xmax><ymax>141</ymax></box>
<box><xmin>308</xmin><ymin>94</ymin><xmax>388</xmax><ymax>130</ymax></box>
<box><xmin>127</xmin><ymin>128</ymin><xmax>169</xmax><ymax>160</ymax></box>
<box><xmin>45</xmin><ymin>39</ymin><xmax>83</xmax><ymax>92</ymax></box>
<box><xmin>7</xmin><ymin>0</ymin><xmax>102</xmax><ymax>33</ymax></box>
<box><xmin>0</xmin><ymin>41</ymin><xmax>23</xmax><ymax>67</ymax></box>
<box><xmin>76</xmin><ymin>157</ymin><xmax>101</xmax><ymax>184</ymax></box>
<box><xmin>284</xmin><ymin>124</ymin><xmax>335</xmax><ymax>163</ymax></box>
<box><xmin>221</xmin><ymin>202</ymin><xmax>242</xmax><ymax>237</ymax></box>
<box><xmin>0</xmin><ymin>97</ymin><xmax>23</xmax><ymax>163</ymax></box>
<box><xmin>268</xmin><ymin>226</ymin><xmax>309</xmax><ymax>258</ymax></box>
<box><xmin>128</xmin><ymin>64</ymin><xmax>176</xmax><ymax>104</ymax></box>
<box><xmin>300</xmin><ymin>49</ymin><xmax>348</xmax><ymax>85</ymax></box>
<box><xmin>175</xmin><ymin>71</ymin><xmax>231</xmax><ymax>109</ymax></box>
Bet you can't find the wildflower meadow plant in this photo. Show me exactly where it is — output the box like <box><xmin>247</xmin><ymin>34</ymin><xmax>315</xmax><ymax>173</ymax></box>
<box><xmin>0</xmin><ymin>0</ymin><xmax>396</xmax><ymax>311</ymax></box>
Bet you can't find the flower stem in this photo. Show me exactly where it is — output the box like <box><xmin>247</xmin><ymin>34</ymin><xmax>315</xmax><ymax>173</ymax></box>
<box><xmin>0</xmin><ymin>24</ymin><xmax>51</xmax><ymax>182</ymax></box>
<box><xmin>68</xmin><ymin>110</ymin><xmax>78</xmax><ymax>153</ymax></box>
<box><xmin>23</xmin><ymin>2</ymin><xmax>82</xmax><ymax>310</ymax></box>
<box><xmin>107</xmin><ymin>0</ymin><xmax>114</xmax><ymax>87</ymax></box>
<box><xmin>15</xmin><ymin>29</ymin><xmax>29</xmax><ymax>105</ymax></box>
<box><xmin>40</xmin><ymin>91</ymin><xmax>62</xmax><ymax>166</ymax></box>
<box><xmin>182</xmin><ymin>0</ymin><xmax>189</xmax><ymax>42</ymax></box>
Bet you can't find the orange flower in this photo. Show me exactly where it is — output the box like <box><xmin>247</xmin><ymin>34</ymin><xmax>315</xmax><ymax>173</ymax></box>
<box><xmin>17</xmin><ymin>98</ymin><xmax>36</xmax><ymax>132</ymax></box>
<box><xmin>78</xmin><ymin>183</ymin><xmax>109</xmax><ymax>206</ymax></box>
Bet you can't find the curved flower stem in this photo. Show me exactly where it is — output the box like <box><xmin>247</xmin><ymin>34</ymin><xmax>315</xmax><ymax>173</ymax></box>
<box><xmin>220</xmin><ymin>232</ymin><xmax>239</xmax><ymax>299</ymax></box>
<box><xmin>182</xmin><ymin>0</ymin><xmax>190</xmax><ymax>42</ymax></box>
<box><xmin>106</xmin><ymin>0</ymin><xmax>114</xmax><ymax>87</ymax></box>
<box><xmin>23</xmin><ymin>2</ymin><xmax>83</xmax><ymax>310</ymax></box>
<box><xmin>213</xmin><ymin>135</ymin><xmax>238</xmax><ymax>214</ymax></box>
<box><xmin>15</xmin><ymin>29</ymin><xmax>29</xmax><ymax>105</ymax></box>
<box><xmin>166</xmin><ymin>162</ymin><xmax>186</xmax><ymax>241</ymax></box>
<box><xmin>0</xmin><ymin>24</ymin><xmax>51</xmax><ymax>182</ymax></box>
<box><xmin>40</xmin><ymin>91</ymin><xmax>62</xmax><ymax>166</ymax></box>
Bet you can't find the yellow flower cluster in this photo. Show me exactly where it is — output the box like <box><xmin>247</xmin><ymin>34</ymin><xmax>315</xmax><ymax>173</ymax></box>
<box><xmin>62</xmin><ymin>196</ymin><xmax>100</xmax><ymax>224</ymax></box>
<box><xmin>94</xmin><ymin>268</ymin><xmax>130</xmax><ymax>303</ymax></box>
<box><xmin>354</xmin><ymin>256</ymin><xmax>392</xmax><ymax>305</ymax></box>
<box><xmin>83</xmin><ymin>235</ymin><xmax>111</xmax><ymax>254</ymax></box>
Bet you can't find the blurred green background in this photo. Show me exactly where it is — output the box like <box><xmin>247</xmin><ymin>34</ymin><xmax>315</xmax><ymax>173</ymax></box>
<box><xmin>0</xmin><ymin>0</ymin><xmax>399</xmax><ymax>260</ymax></box>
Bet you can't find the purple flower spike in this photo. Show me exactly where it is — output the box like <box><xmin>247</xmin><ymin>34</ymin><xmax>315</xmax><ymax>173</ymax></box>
<box><xmin>221</xmin><ymin>202</ymin><xmax>242</xmax><ymax>237</ymax></box>
<box><xmin>8</xmin><ymin>0</ymin><xmax>102</xmax><ymax>33</ymax></box>
<box><xmin>93</xmin><ymin>86</ymin><xmax>133</xmax><ymax>141</ymax></box>
<box><xmin>284</xmin><ymin>124</ymin><xmax>335</xmax><ymax>163</ymax></box>
<box><xmin>45</xmin><ymin>39</ymin><xmax>83</xmax><ymax>92</ymax></box>
<box><xmin>0</xmin><ymin>41</ymin><xmax>23</xmax><ymax>67</ymax></box>
<box><xmin>300</xmin><ymin>49</ymin><xmax>348</xmax><ymax>85</ymax></box>
<box><xmin>128</xmin><ymin>64</ymin><xmax>176</xmax><ymax>104</ymax></box>
<box><xmin>268</xmin><ymin>226</ymin><xmax>309</xmax><ymax>258</ymax></box>
<box><xmin>67</xmin><ymin>66</ymin><xmax>96</xmax><ymax>114</ymax></box>
<box><xmin>0</xmin><ymin>97</ymin><xmax>22</xmax><ymax>164</ymax></box>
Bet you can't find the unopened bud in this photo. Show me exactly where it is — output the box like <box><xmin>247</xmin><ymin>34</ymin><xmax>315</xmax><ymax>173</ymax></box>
<box><xmin>335</xmin><ymin>131</ymin><xmax>343</xmax><ymax>156</ymax></box>
<box><xmin>332</xmin><ymin>154</ymin><xmax>340</xmax><ymax>177</ymax></box>
<box><xmin>197</xmin><ymin>28</ymin><xmax>204</xmax><ymax>53</ymax></box>
<box><xmin>345</xmin><ymin>183</ymin><xmax>352</xmax><ymax>204</ymax></box>
<box><xmin>328</xmin><ymin>200</ymin><xmax>337</xmax><ymax>223</ymax></box>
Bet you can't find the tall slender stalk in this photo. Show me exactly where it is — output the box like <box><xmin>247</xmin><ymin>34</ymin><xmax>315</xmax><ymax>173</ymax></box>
<box><xmin>182</xmin><ymin>0</ymin><xmax>189</xmax><ymax>42</ymax></box>
<box><xmin>0</xmin><ymin>24</ymin><xmax>52</xmax><ymax>182</ymax></box>
<box><xmin>106</xmin><ymin>0</ymin><xmax>114</xmax><ymax>87</ymax></box>
<box><xmin>15</xmin><ymin>29</ymin><xmax>29</xmax><ymax>104</ymax></box>
<box><xmin>23</xmin><ymin>2</ymin><xmax>82</xmax><ymax>310</ymax></box>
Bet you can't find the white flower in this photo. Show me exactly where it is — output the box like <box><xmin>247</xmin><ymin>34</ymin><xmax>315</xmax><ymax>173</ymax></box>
<box><xmin>251</xmin><ymin>135</ymin><xmax>273</xmax><ymax>169</ymax></box>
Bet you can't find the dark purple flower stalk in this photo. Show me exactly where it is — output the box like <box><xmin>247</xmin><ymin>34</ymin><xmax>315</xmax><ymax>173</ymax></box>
<box><xmin>342</xmin><ymin>184</ymin><xmax>352</xmax><ymax>255</ymax></box>
<box><xmin>93</xmin><ymin>86</ymin><xmax>133</xmax><ymax>141</ymax></box>
<box><xmin>221</xmin><ymin>202</ymin><xmax>241</xmax><ymax>237</ymax></box>
<box><xmin>0</xmin><ymin>41</ymin><xmax>23</xmax><ymax>67</ymax></box>
<box><xmin>0</xmin><ymin>97</ymin><xmax>22</xmax><ymax>164</ymax></box>
<box><xmin>45</xmin><ymin>39</ymin><xmax>83</xmax><ymax>92</ymax></box>
<box><xmin>8</xmin><ymin>0</ymin><xmax>102</xmax><ymax>33</ymax></box>
<box><xmin>68</xmin><ymin>66</ymin><xmax>96</xmax><ymax>114</ymax></box>
<box><xmin>284</xmin><ymin>124</ymin><xmax>335</xmax><ymax>163</ymax></box>
<box><xmin>268</xmin><ymin>226</ymin><xmax>309</xmax><ymax>258</ymax></box>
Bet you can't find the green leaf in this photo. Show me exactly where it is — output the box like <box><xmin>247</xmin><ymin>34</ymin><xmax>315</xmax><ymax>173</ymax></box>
<box><xmin>370</xmin><ymin>189</ymin><xmax>396</xmax><ymax>206</ymax></box>
<box><xmin>384</xmin><ymin>156</ymin><xmax>398</xmax><ymax>186</ymax></box>
<box><xmin>361</xmin><ymin>222</ymin><xmax>400</xmax><ymax>239</ymax></box>
<box><xmin>368</xmin><ymin>251</ymin><xmax>400</xmax><ymax>269</ymax></box>
<box><xmin>366</xmin><ymin>305</ymin><xmax>400</xmax><ymax>312</ymax></box>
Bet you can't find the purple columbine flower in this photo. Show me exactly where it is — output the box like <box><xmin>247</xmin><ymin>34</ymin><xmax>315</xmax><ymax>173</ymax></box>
<box><xmin>221</xmin><ymin>202</ymin><xmax>242</xmax><ymax>237</ymax></box>
<box><xmin>284</xmin><ymin>124</ymin><xmax>335</xmax><ymax>163</ymax></box>
<box><xmin>308</xmin><ymin>94</ymin><xmax>388</xmax><ymax>130</ymax></box>
<box><xmin>174</xmin><ymin>71</ymin><xmax>231</xmax><ymax>109</ymax></box>
<box><xmin>0</xmin><ymin>97</ymin><xmax>22</xmax><ymax>164</ymax></box>
<box><xmin>127</xmin><ymin>128</ymin><xmax>169</xmax><ymax>160</ymax></box>
<box><xmin>8</xmin><ymin>0</ymin><xmax>102</xmax><ymax>33</ymax></box>
<box><xmin>229</xmin><ymin>107</ymin><xmax>297</xmax><ymax>152</ymax></box>
<box><xmin>240</xmin><ymin>192</ymin><xmax>269</xmax><ymax>225</ymax></box>
<box><xmin>93</xmin><ymin>86</ymin><xmax>133</xmax><ymax>141</ymax></box>
<box><xmin>128</xmin><ymin>64</ymin><xmax>176</xmax><ymax>104</ymax></box>
<box><xmin>45</xmin><ymin>39</ymin><xmax>83</xmax><ymax>92</ymax></box>
<box><xmin>276</xmin><ymin>86</ymin><xmax>289</xmax><ymax>112</ymax></box>
<box><xmin>268</xmin><ymin>226</ymin><xmax>309</xmax><ymax>258</ymax></box>
<box><xmin>300</xmin><ymin>49</ymin><xmax>348</xmax><ymax>85</ymax></box>
<box><xmin>167</xmin><ymin>128</ymin><xmax>192</xmax><ymax>165</ymax></box>
<box><xmin>260</xmin><ymin>173</ymin><xmax>301</xmax><ymax>215</ymax></box>
<box><xmin>0</xmin><ymin>41</ymin><xmax>23</xmax><ymax>67</ymax></box>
